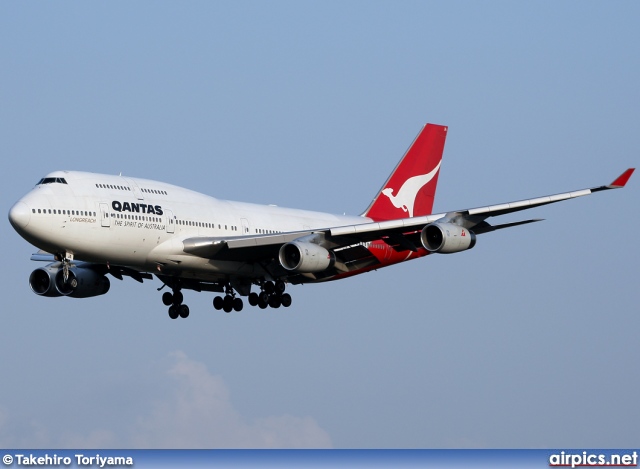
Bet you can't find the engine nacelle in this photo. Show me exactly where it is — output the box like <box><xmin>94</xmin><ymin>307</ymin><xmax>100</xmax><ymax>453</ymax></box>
<box><xmin>279</xmin><ymin>241</ymin><xmax>335</xmax><ymax>273</ymax></box>
<box><xmin>55</xmin><ymin>265</ymin><xmax>111</xmax><ymax>298</ymax></box>
<box><xmin>29</xmin><ymin>264</ymin><xmax>63</xmax><ymax>297</ymax></box>
<box><xmin>420</xmin><ymin>223</ymin><xmax>476</xmax><ymax>254</ymax></box>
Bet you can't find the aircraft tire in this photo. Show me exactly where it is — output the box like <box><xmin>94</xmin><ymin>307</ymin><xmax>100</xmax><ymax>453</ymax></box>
<box><xmin>258</xmin><ymin>298</ymin><xmax>268</xmax><ymax>309</ymax></box>
<box><xmin>213</xmin><ymin>296</ymin><xmax>224</xmax><ymax>310</ymax></box>
<box><xmin>281</xmin><ymin>293</ymin><xmax>292</xmax><ymax>308</ymax></box>
<box><xmin>162</xmin><ymin>292</ymin><xmax>173</xmax><ymax>306</ymax></box>
<box><xmin>248</xmin><ymin>292</ymin><xmax>259</xmax><ymax>306</ymax></box>
<box><xmin>173</xmin><ymin>291</ymin><xmax>183</xmax><ymax>306</ymax></box>
<box><xmin>275</xmin><ymin>280</ymin><xmax>286</xmax><ymax>294</ymax></box>
<box><xmin>223</xmin><ymin>295</ymin><xmax>233</xmax><ymax>312</ymax></box>
<box><xmin>168</xmin><ymin>305</ymin><xmax>179</xmax><ymax>319</ymax></box>
<box><xmin>269</xmin><ymin>295</ymin><xmax>281</xmax><ymax>309</ymax></box>
<box><xmin>179</xmin><ymin>304</ymin><xmax>190</xmax><ymax>318</ymax></box>
<box><xmin>259</xmin><ymin>291</ymin><xmax>269</xmax><ymax>304</ymax></box>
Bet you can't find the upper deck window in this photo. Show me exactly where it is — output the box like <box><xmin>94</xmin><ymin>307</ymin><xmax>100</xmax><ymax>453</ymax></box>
<box><xmin>37</xmin><ymin>177</ymin><xmax>68</xmax><ymax>185</ymax></box>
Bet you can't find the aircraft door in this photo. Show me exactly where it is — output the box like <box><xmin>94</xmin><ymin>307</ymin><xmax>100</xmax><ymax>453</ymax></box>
<box><xmin>241</xmin><ymin>218</ymin><xmax>250</xmax><ymax>235</ymax></box>
<box><xmin>166</xmin><ymin>209</ymin><xmax>175</xmax><ymax>233</ymax></box>
<box><xmin>124</xmin><ymin>178</ymin><xmax>144</xmax><ymax>200</ymax></box>
<box><xmin>99</xmin><ymin>203</ymin><xmax>110</xmax><ymax>227</ymax></box>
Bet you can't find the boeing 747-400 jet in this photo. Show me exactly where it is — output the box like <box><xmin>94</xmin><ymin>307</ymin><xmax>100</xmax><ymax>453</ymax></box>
<box><xmin>8</xmin><ymin>124</ymin><xmax>635</xmax><ymax>318</ymax></box>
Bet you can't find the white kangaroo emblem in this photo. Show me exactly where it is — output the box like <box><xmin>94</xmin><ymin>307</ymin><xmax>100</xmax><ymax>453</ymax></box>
<box><xmin>381</xmin><ymin>161</ymin><xmax>441</xmax><ymax>217</ymax></box>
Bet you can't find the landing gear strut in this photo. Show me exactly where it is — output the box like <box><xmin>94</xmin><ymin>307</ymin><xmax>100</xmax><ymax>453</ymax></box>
<box><xmin>213</xmin><ymin>283</ymin><xmax>243</xmax><ymax>313</ymax></box>
<box><xmin>56</xmin><ymin>251</ymin><xmax>74</xmax><ymax>286</ymax></box>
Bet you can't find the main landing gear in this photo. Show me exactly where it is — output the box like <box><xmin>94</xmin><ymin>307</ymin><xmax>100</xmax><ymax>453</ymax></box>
<box><xmin>212</xmin><ymin>283</ymin><xmax>244</xmax><ymax>313</ymax></box>
<box><xmin>160</xmin><ymin>279</ymin><xmax>292</xmax><ymax>318</ymax></box>
<box><xmin>212</xmin><ymin>280</ymin><xmax>291</xmax><ymax>312</ymax></box>
<box><xmin>162</xmin><ymin>288</ymin><xmax>190</xmax><ymax>319</ymax></box>
<box><xmin>247</xmin><ymin>280</ymin><xmax>292</xmax><ymax>309</ymax></box>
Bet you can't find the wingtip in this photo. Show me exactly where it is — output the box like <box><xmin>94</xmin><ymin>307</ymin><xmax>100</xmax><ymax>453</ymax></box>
<box><xmin>609</xmin><ymin>168</ymin><xmax>635</xmax><ymax>188</ymax></box>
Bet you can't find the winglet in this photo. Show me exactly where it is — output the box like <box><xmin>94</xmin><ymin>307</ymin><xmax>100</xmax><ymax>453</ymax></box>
<box><xmin>609</xmin><ymin>168</ymin><xmax>635</xmax><ymax>188</ymax></box>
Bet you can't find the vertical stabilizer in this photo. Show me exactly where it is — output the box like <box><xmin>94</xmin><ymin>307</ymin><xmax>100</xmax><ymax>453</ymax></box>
<box><xmin>363</xmin><ymin>123</ymin><xmax>447</xmax><ymax>221</ymax></box>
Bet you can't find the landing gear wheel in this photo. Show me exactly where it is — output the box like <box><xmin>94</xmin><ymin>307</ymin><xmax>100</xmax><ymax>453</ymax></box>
<box><xmin>264</xmin><ymin>281</ymin><xmax>275</xmax><ymax>294</ymax></box>
<box><xmin>168</xmin><ymin>305</ymin><xmax>179</xmax><ymax>319</ymax></box>
<box><xmin>268</xmin><ymin>295</ymin><xmax>282</xmax><ymax>309</ymax></box>
<box><xmin>173</xmin><ymin>290</ymin><xmax>183</xmax><ymax>306</ymax></box>
<box><xmin>213</xmin><ymin>296</ymin><xmax>224</xmax><ymax>310</ymax></box>
<box><xmin>233</xmin><ymin>297</ymin><xmax>243</xmax><ymax>312</ymax></box>
<box><xmin>179</xmin><ymin>304</ymin><xmax>190</xmax><ymax>318</ymax></box>
<box><xmin>248</xmin><ymin>292</ymin><xmax>259</xmax><ymax>306</ymax></box>
<box><xmin>162</xmin><ymin>292</ymin><xmax>173</xmax><ymax>306</ymax></box>
<box><xmin>259</xmin><ymin>291</ymin><xmax>269</xmax><ymax>304</ymax></box>
<box><xmin>258</xmin><ymin>298</ymin><xmax>268</xmax><ymax>309</ymax></box>
<box><xmin>223</xmin><ymin>295</ymin><xmax>233</xmax><ymax>313</ymax></box>
<box><xmin>275</xmin><ymin>280</ymin><xmax>286</xmax><ymax>294</ymax></box>
<box><xmin>281</xmin><ymin>293</ymin><xmax>292</xmax><ymax>308</ymax></box>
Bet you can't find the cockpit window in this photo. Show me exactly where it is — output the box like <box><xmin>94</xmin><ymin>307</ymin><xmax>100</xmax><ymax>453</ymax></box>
<box><xmin>36</xmin><ymin>177</ymin><xmax>68</xmax><ymax>185</ymax></box>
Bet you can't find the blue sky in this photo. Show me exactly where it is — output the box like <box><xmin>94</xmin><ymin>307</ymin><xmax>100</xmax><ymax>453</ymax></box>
<box><xmin>1</xmin><ymin>1</ymin><xmax>639</xmax><ymax>448</ymax></box>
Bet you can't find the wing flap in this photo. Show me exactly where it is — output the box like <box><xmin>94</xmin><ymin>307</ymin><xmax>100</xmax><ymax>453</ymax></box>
<box><xmin>471</xmin><ymin>219</ymin><xmax>543</xmax><ymax>235</ymax></box>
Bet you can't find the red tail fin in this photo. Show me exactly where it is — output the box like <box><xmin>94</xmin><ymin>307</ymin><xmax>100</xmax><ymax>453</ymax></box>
<box><xmin>363</xmin><ymin>123</ymin><xmax>447</xmax><ymax>221</ymax></box>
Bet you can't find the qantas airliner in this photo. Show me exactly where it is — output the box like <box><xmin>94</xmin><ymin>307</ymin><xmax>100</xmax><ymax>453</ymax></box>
<box><xmin>8</xmin><ymin>124</ymin><xmax>635</xmax><ymax>318</ymax></box>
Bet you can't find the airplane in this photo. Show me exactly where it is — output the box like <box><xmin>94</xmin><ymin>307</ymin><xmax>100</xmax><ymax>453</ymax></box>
<box><xmin>8</xmin><ymin>123</ymin><xmax>635</xmax><ymax>319</ymax></box>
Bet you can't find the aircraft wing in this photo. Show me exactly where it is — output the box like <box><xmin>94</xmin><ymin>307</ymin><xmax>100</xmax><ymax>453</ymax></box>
<box><xmin>328</xmin><ymin>167</ymin><xmax>636</xmax><ymax>239</ymax></box>
<box><xmin>180</xmin><ymin>168</ymin><xmax>634</xmax><ymax>269</ymax></box>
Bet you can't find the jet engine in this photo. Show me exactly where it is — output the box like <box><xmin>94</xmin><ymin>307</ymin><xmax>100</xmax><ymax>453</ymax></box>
<box><xmin>279</xmin><ymin>241</ymin><xmax>335</xmax><ymax>273</ymax></box>
<box><xmin>29</xmin><ymin>262</ymin><xmax>110</xmax><ymax>298</ymax></box>
<box><xmin>54</xmin><ymin>264</ymin><xmax>111</xmax><ymax>298</ymax></box>
<box><xmin>29</xmin><ymin>263</ymin><xmax>64</xmax><ymax>297</ymax></box>
<box><xmin>420</xmin><ymin>223</ymin><xmax>476</xmax><ymax>254</ymax></box>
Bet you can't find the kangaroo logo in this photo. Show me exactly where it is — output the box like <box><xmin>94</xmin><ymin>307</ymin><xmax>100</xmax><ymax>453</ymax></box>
<box><xmin>381</xmin><ymin>161</ymin><xmax>441</xmax><ymax>217</ymax></box>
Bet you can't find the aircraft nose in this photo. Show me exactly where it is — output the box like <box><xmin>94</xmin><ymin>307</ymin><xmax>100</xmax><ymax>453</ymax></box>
<box><xmin>9</xmin><ymin>201</ymin><xmax>31</xmax><ymax>230</ymax></box>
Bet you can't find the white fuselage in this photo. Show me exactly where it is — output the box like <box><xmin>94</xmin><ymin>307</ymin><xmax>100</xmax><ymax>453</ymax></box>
<box><xmin>10</xmin><ymin>170</ymin><xmax>368</xmax><ymax>282</ymax></box>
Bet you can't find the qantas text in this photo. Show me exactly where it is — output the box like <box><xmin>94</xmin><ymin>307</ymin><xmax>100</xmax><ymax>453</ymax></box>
<box><xmin>111</xmin><ymin>201</ymin><xmax>163</xmax><ymax>216</ymax></box>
